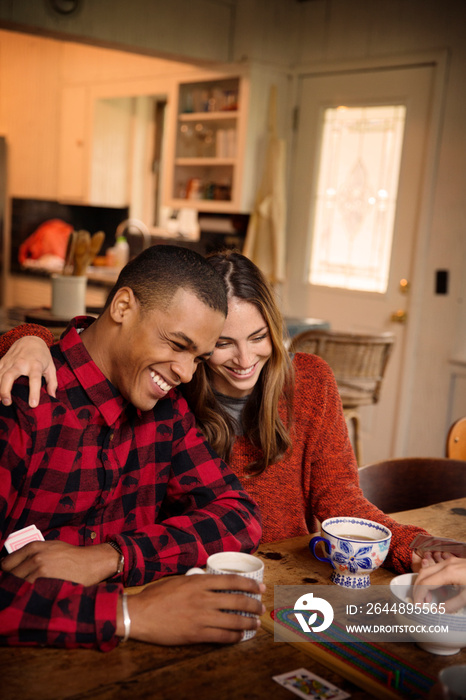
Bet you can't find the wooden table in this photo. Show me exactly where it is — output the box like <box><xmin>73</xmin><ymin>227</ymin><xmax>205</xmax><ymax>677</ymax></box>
<box><xmin>1</xmin><ymin>498</ymin><xmax>465</xmax><ymax>700</ymax></box>
<box><xmin>257</xmin><ymin>497</ymin><xmax>466</xmax><ymax>699</ymax></box>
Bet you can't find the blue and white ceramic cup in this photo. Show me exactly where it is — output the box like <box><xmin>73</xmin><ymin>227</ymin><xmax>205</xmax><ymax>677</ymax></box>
<box><xmin>309</xmin><ymin>517</ymin><xmax>392</xmax><ymax>589</ymax></box>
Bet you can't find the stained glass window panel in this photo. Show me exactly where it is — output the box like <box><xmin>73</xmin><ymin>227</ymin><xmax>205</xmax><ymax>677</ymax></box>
<box><xmin>309</xmin><ymin>105</ymin><xmax>406</xmax><ymax>293</ymax></box>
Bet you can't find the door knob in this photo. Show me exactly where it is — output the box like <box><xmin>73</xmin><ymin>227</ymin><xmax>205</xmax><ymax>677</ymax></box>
<box><xmin>399</xmin><ymin>278</ymin><xmax>410</xmax><ymax>294</ymax></box>
<box><xmin>391</xmin><ymin>310</ymin><xmax>407</xmax><ymax>324</ymax></box>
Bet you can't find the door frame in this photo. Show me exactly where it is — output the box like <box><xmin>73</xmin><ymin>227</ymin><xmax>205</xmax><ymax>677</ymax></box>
<box><xmin>287</xmin><ymin>50</ymin><xmax>449</xmax><ymax>457</ymax></box>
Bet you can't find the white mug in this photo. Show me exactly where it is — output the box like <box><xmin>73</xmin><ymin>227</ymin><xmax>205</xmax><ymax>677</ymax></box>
<box><xmin>439</xmin><ymin>665</ymin><xmax>466</xmax><ymax>700</ymax></box>
<box><xmin>51</xmin><ymin>274</ymin><xmax>87</xmax><ymax>319</ymax></box>
<box><xmin>186</xmin><ymin>552</ymin><xmax>264</xmax><ymax>640</ymax></box>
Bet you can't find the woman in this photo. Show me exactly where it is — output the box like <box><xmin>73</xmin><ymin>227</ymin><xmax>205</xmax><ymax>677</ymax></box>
<box><xmin>0</xmin><ymin>250</ymin><xmax>435</xmax><ymax>573</ymax></box>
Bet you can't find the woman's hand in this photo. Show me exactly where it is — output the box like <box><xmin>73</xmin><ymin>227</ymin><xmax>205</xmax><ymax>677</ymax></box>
<box><xmin>411</xmin><ymin>549</ymin><xmax>453</xmax><ymax>572</ymax></box>
<box><xmin>0</xmin><ymin>336</ymin><xmax>57</xmax><ymax>407</ymax></box>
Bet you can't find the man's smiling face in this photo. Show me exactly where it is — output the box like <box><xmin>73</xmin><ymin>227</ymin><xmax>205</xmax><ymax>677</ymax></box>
<box><xmin>110</xmin><ymin>287</ymin><xmax>225</xmax><ymax>411</ymax></box>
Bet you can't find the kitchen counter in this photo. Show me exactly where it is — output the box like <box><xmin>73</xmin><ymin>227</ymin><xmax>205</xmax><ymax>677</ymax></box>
<box><xmin>4</xmin><ymin>269</ymin><xmax>110</xmax><ymax>328</ymax></box>
<box><xmin>0</xmin><ymin>305</ymin><xmax>101</xmax><ymax>340</ymax></box>
<box><xmin>86</xmin><ymin>266</ymin><xmax>120</xmax><ymax>286</ymax></box>
<box><xmin>11</xmin><ymin>266</ymin><xmax>119</xmax><ymax>289</ymax></box>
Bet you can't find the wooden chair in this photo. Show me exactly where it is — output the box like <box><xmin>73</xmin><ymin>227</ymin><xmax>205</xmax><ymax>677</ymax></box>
<box><xmin>289</xmin><ymin>329</ymin><xmax>395</xmax><ymax>465</ymax></box>
<box><xmin>446</xmin><ymin>416</ymin><xmax>466</xmax><ymax>460</ymax></box>
<box><xmin>358</xmin><ymin>457</ymin><xmax>466</xmax><ymax>512</ymax></box>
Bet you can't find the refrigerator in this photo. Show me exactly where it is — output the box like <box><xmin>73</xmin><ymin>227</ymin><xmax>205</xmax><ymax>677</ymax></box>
<box><xmin>0</xmin><ymin>136</ymin><xmax>7</xmax><ymax>309</ymax></box>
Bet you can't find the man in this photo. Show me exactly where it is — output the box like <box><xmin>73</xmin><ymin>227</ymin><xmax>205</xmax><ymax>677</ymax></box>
<box><xmin>0</xmin><ymin>245</ymin><xmax>263</xmax><ymax>650</ymax></box>
<box><xmin>414</xmin><ymin>557</ymin><xmax>466</xmax><ymax>612</ymax></box>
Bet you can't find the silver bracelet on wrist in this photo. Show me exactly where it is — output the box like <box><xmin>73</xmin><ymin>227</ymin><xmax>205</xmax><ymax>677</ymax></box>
<box><xmin>108</xmin><ymin>540</ymin><xmax>124</xmax><ymax>576</ymax></box>
<box><xmin>121</xmin><ymin>593</ymin><xmax>131</xmax><ymax>643</ymax></box>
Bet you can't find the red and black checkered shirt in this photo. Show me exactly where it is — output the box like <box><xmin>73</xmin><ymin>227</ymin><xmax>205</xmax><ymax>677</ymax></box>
<box><xmin>0</xmin><ymin>319</ymin><xmax>261</xmax><ymax>650</ymax></box>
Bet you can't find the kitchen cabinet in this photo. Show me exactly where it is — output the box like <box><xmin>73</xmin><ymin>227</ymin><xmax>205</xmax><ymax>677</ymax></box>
<box><xmin>165</xmin><ymin>75</ymin><xmax>250</xmax><ymax>213</ymax></box>
<box><xmin>58</xmin><ymin>89</ymin><xmax>133</xmax><ymax>208</ymax></box>
<box><xmin>56</xmin><ymin>75</ymin><xmax>247</xmax><ymax>214</ymax></box>
<box><xmin>54</xmin><ymin>58</ymin><xmax>288</xmax><ymax>218</ymax></box>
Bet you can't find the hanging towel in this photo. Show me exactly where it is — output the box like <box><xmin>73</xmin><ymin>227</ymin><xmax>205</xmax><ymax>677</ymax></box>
<box><xmin>243</xmin><ymin>85</ymin><xmax>286</xmax><ymax>284</ymax></box>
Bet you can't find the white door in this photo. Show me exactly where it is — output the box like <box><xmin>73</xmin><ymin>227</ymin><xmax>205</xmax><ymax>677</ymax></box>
<box><xmin>287</xmin><ymin>65</ymin><xmax>435</xmax><ymax>465</ymax></box>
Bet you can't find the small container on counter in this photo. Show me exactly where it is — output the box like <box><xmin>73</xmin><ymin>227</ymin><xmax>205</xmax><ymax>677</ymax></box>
<box><xmin>106</xmin><ymin>246</ymin><xmax>117</xmax><ymax>267</ymax></box>
<box><xmin>114</xmin><ymin>236</ymin><xmax>129</xmax><ymax>268</ymax></box>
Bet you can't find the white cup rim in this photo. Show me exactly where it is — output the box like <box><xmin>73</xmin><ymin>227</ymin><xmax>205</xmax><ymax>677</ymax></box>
<box><xmin>206</xmin><ymin>551</ymin><xmax>264</xmax><ymax>574</ymax></box>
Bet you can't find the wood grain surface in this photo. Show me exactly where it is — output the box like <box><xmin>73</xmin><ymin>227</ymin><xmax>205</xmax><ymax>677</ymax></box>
<box><xmin>1</xmin><ymin>498</ymin><xmax>465</xmax><ymax>699</ymax></box>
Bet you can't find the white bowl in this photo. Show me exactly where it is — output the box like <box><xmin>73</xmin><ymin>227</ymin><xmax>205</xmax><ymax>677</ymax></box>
<box><xmin>390</xmin><ymin>573</ymin><xmax>466</xmax><ymax>655</ymax></box>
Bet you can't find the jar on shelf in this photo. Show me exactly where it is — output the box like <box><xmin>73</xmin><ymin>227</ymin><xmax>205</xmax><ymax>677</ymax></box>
<box><xmin>194</xmin><ymin>123</ymin><xmax>215</xmax><ymax>157</ymax></box>
<box><xmin>200</xmin><ymin>90</ymin><xmax>210</xmax><ymax>112</ymax></box>
<box><xmin>183</xmin><ymin>91</ymin><xmax>194</xmax><ymax>113</ymax></box>
<box><xmin>178</xmin><ymin>123</ymin><xmax>196</xmax><ymax>157</ymax></box>
<box><xmin>186</xmin><ymin>178</ymin><xmax>203</xmax><ymax>200</ymax></box>
<box><xmin>223</xmin><ymin>90</ymin><xmax>238</xmax><ymax>111</ymax></box>
<box><xmin>214</xmin><ymin>181</ymin><xmax>232</xmax><ymax>201</ymax></box>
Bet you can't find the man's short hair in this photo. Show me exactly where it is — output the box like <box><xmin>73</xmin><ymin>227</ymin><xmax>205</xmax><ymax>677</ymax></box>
<box><xmin>104</xmin><ymin>244</ymin><xmax>228</xmax><ymax>316</ymax></box>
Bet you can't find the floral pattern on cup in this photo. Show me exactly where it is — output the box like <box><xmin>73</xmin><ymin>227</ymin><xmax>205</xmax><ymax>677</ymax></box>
<box><xmin>333</xmin><ymin>540</ymin><xmax>373</xmax><ymax>573</ymax></box>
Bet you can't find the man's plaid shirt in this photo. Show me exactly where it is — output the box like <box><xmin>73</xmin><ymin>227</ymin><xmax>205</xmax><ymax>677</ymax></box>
<box><xmin>0</xmin><ymin>320</ymin><xmax>261</xmax><ymax>650</ymax></box>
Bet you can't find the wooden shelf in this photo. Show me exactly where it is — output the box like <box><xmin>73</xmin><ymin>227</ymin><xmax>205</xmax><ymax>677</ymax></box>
<box><xmin>175</xmin><ymin>157</ymin><xmax>235</xmax><ymax>166</ymax></box>
<box><xmin>168</xmin><ymin>198</ymin><xmax>236</xmax><ymax>213</ymax></box>
<box><xmin>178</xmin><ymin>111</ymin><xmax>238</xmax><ymax>121</ymax></box>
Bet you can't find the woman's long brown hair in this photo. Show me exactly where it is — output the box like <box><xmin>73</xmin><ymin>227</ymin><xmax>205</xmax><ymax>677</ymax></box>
<box><xmin>184</xmin><ymin>250</ymin><xmax>294</xmax><ymax>475</ymax></box>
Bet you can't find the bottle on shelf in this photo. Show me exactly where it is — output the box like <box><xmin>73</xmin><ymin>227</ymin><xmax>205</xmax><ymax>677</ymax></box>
<box><xmin>186</xmin><ymin>178</ymin><xmax>204</xmax><ymax>200</ymax></box>
<box><xmin>114</xmin><ymin>235</ymin><xmax>130</xmax><ymax>268</ymax></box>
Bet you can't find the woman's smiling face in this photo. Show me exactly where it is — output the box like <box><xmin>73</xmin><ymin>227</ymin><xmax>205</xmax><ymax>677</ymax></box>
<box><xmin>207</xmin><ymin>297</ymin><xmax>273</xmax><ymax>398</ymax></box>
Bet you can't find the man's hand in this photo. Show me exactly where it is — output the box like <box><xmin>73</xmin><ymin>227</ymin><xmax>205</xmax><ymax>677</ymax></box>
<box><xmin>1</xmin><ymin>541</ymin><xmax>121</xmax><ymax>586</ymax></box>
<box><xmin>120</xmin><ymin>574</ymin><xmax>266</xmax><ymax>645</ymax></box>
<box><xmin>413</xmin><ymin>556</ymin><xmax>466</xmax><ymax>613</ymax></box>
<box><xmin>0</xmin><ymin>336</ymin><xmax>57</xmax><ymax>407</ymax></box>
